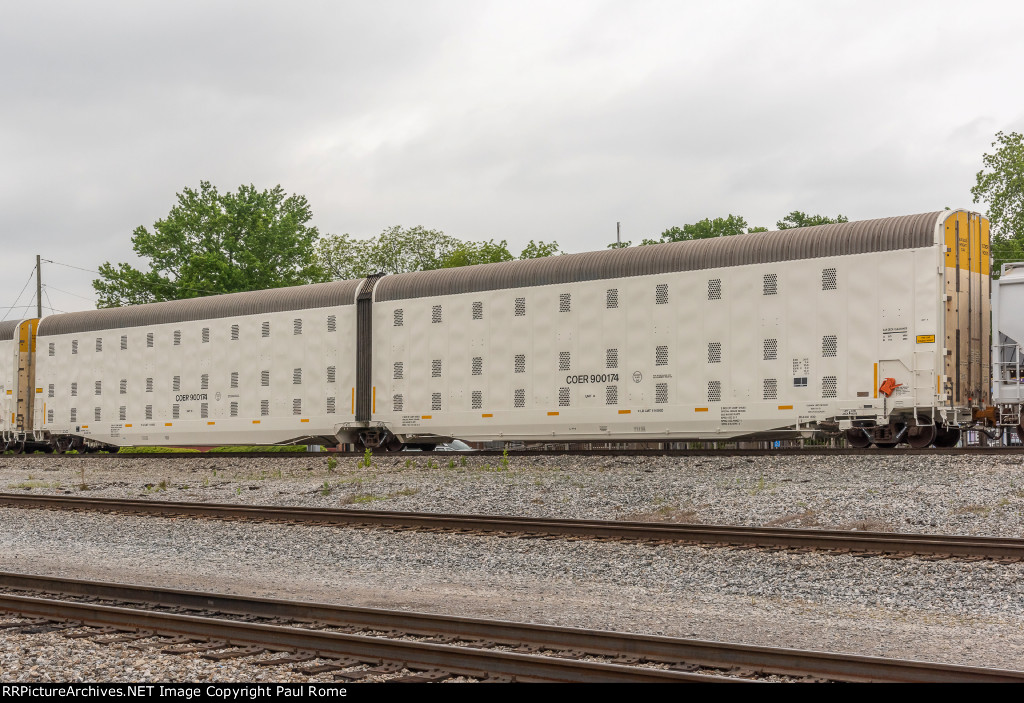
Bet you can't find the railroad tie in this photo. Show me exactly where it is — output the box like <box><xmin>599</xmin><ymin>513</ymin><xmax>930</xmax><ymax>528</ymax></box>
<box><xmin>389</xmin><ymin>669</ymin><xmax>452</xmax><ymax>683</ymax></box>
<box><xmin>64</xmin><ymin>626</ymin><xmax>118</xmax><ymax>639</ymax></box>
<box><xmin>93</xmin><ymin>631</ymin><xmax>156</xmax><ymax>645</ymax></box>
<box><xmin>201</xmin><ymin>646</ymin><xmax>267</xmax><ymax>661</ymax></box>
<box><xmin>294</xmin><ymin>658</ymin><xmax>361</xmax><ymax>674</ymax></box>
<box><xmin>253</xmin><ymin>651</ymin><xmax>317</xmax><ymax>666</ymax></box>
<box><xmin>162</xmin><ymin>640</ymin><xmax>231</xmax><ymax>654</ymax></box>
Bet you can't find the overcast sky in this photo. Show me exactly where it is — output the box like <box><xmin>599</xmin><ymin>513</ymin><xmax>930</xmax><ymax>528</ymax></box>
<box><xmin>2</xmin><ymin>0</ymin><xmax>1022</xmax><ymax>317</ymax></box>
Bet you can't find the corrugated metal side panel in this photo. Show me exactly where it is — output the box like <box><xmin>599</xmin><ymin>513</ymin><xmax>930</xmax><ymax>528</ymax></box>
<box><xmin>37</xmin><ymin>279</ymin><xmax>362</xmax><ymax>337</ymax></box>
<box><xmin>375</xmin><ymin>212</ymin><xmax>944</xmax><ymax>302</ymax></box>
<box><xmin>0</xmin><ymin>320</ymin><xmax>19</xmax><ymax>341</ymax></box>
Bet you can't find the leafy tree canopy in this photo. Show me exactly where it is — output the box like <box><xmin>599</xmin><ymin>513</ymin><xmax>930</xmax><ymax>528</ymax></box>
<box><xmin>638</xmin><ymin>214</ymin><xmax>764</xmax><ymax>246</ymax></box>
<box><xmin>775</xmin><ymin>211</ymin><xmax>849</xmax><ymax>229</ymax></box>
<box><xmin>93</xmin><ymin>182</ymin><xmax>327</xmax><ymax>308</ymax></box>
<box><xmin>316</xmin><ymin>228</ymin><xmax>561</xmax><ymax>279</ymax></box>
<box><xmin>972</xmin><ymin>130</ymin><xmax>1024</xmax><ymax>276</ymax></box>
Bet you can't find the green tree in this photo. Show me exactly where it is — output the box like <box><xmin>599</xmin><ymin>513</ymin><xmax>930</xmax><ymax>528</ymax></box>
<box><xmin>639</xmin><ymin>215</ymin><xmax>761</xmax><ymax>245</ymax></box>
<box><xmin>93</xmin><ymin>182</ymin><xmax>328</xmax><ymax>307</ymax></box>
<box><xmin>519</xmin><ymin>239</ymin><xmax>562</xmax><ymax>259</ymax></box>
<box><xmin>441</xmin><ymin>239</ymin><xmax>515</xmax><ymax>268</ymax></box>
<box><xmin>972</xmin><ymin>131</ymin><xmax>1024</xmax><ymax>276</ymax></box>
<box><xmin>775</xmin><ymin>211</ymin><xmax>849</xmax><ymax>229</ymax></box>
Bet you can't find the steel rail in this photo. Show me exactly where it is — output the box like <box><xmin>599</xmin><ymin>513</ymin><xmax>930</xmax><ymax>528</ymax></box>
<box><xmin>8</xmin><ymin>446</ymin><xmax>1024</xmax><ymax>459</ymax></box>
<box><xmin>1</xmin><ymin>573</ymin><xmax>1020</xmax><ymax>682</ymax></box>
<box><xmin>0</xmin><ymin>493</ymin><xmax>1022</xmax><ymax>560</ymax></box>
<box><xmin>0</xmin><ymin>592</ymin><xmax>730</xmax><ymax>683</ymax></box>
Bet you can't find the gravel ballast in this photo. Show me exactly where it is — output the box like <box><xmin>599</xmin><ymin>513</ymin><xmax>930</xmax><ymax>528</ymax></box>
<box><xmin>1</xmin><ymin>452</ymin><xmax>1023</xmax><ymax>680</ymax></box>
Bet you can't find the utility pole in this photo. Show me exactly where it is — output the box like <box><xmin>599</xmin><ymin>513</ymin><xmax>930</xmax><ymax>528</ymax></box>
<box><xmin>616</xmin><ymin>222</ymin><xmax>621</xmax><ymax>246</ymax></box>
<box><xmin>35</xmin><ymin>255</ymin><xmax>42</xmax><ymax>319</ymax></box>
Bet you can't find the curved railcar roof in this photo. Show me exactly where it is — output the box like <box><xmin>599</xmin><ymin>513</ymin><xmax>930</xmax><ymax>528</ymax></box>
<box><xmin>0</xmin><ymin>320</ymin><xmax>19</xmax><ymax>341</ymax></box>
<box><xmin>375</xmin><ymin>211</ymin><xmax>945</xmax><ymax>302</ymax></box>
<box><xmin>37</xmin><ymin>279</ymin><xmax>362</xmax><ymax>337</ymax></box>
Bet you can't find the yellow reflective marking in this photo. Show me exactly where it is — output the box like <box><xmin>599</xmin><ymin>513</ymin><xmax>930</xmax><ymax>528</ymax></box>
<box><xmin>481</xmin><ymin>413</ymin><xmax>493</xmax><ymax>418</ymax></box>
<box><xmin>778</xmin><ymin>405</ymin><xmax>793</xmax><ymax>410</ymax></box>
<box><xmin>547</xmin><ymin>411</ymin><xmax>559</xmax><ymax>416</ymax></box>
<box><xmin>300</xmin><ymin>418</ymin><xmax>309</xmax><ymax>423</ymax></box>
<box><xmin>82</xmin><ymin>425</ymin><xmax>89</xmax><ymax>429</ymax></box>
<box><xmin>165</xmin><ymin>423</ymin><xmax>173</xmax><ymax>427</ymax></box>
<box><xmin>372</xmin><ymin>386</ymin><xmax>376</xmax><ymax>414</ymax></box>
<box><xmin>421</xmin><ymin>415</ymin><xmax>432</xmax><ymax>419</ymax></box>
<box><xmin>916</xmin><ymin>335</ymin><xmax>935</xmax><ymax>344</ymax></box>
<box><xmin>694</xmin><ymin>408</ymin><xmax>709</xmax><ymax>412</ymax></box>
<box><xmin>351</xmin><ymin>388</ymin><xmax>355</xmax><ymax>414</ymax></box>
<box><xmin>618</xmin><ymin>409</ymin><xmax>631</xmax><ymax>414</ymax></box>
<box><xmin>35</xmin><ymin>388</ymin><xmax>42</xmax><ymax>394</ymax></box>
<box><xmin>207</xmin><ymin>421</ymin><xmax>215</xmax><ymax>425</ymax></box>
<box><xmin>125</xmin><ymin>424</ymin><xmax>132</xmax><ymax>428</ymax></box>
<box><xmin>5</xmin><ymin>390</ymin><xmax>11</xmax><ymax>395</ymax></box>
<box><xmin>252</xmin><ymin>420</ymin><xmax>261</xmax><ymax>424</ymax></box>
<box><xmin>874</xmin><ymin>363</ymin><xmax>878</xmax><ymax>398</ymax></box>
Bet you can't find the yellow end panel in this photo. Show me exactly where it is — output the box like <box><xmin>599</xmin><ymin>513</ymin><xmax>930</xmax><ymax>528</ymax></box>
<box><xmin>969</xmin><ymin>213</ymin><xmax>981</xmax><ymax>274</ymax></box>
<box><xmin>944</xmin><ymin>214</ymin><xmax>957</xmax><ymax>268</ymax></box>
<box><xmin>956</xmin><ymin>211</ymin><xmax>969</xmax><ymax>270</ymax></box>
<box><xmin>981</xmin><ymin>217</ymin><xmax>990</xmax><ymax>275</ymax></box>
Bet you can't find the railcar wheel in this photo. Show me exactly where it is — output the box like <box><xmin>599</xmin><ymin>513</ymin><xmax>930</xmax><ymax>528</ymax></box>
<box><xmin>101</xmin><ymin>446</ymin><xmax>119</xmax><ymax>454</ymax></box>
<box><xmin>907</xmin><ymin>425</ymin><xmax>937</xmax><ymax>449</ymax></box>
<box><xmin>932</xmin><ymin>425</ymin><xmax>961</xmax><ymax>448</ymax></box>
<box><xmin>12</xmin><ymin>440</ymin><xmax>26</xmax><ymax>455</ymax></box>
<box><xmin>845</xmin><ymin>428</ymin><xmax>872</xmax><ymax>448</ymax></box>
<box><xmin>384</xmin><ymin>436</ymin><xmax>404</xmax><ymax>452</ymax></box>
<box><xmin>52</xmin><ymin>437</ymin><xmax>74</xmax><ymax>454</ymax></box>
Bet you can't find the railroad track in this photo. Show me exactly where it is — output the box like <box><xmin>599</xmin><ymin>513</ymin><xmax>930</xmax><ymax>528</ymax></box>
<box><xmin>0</xmin><ymin>572</ymin><xmax>1020</xmax><ymax>682</ymax></box>
<box><xmin>1</xmin><ymin>493</ymin><xmax>1022</xmax><ymax>562</ymax></box>
<box><xmin>5</xmin><ymin>446</ymin><xmax>1024</xmax><ymax>459</ymax></box>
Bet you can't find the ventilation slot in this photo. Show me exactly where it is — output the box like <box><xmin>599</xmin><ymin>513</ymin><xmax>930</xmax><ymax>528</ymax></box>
<box><xmin>172</xmin><ymin>404</ymin><xmax>179</xmax><ymax>420</ymax></box>
<box><xmin>606</xmin><ymin>386</ymin><xmax>618</xmax><ymax>405</ymax></box>
<box><xmin>230</xmin><ymin>402</ymin><xmax>238</xmax><ymax>417</ymax></box>
<box><xmin>172</xmin><ymin>376</ymin><xmax>180</xmax><ymax>392</ymax></box>
<box><xmin>147</xmin><ymin>378</ymin><xmax>154</xmax><ymax>393</ymax></box>
<box><xmin>472</xmin><ymin>357</ymin><xmax>482</xmax><ymax>376</ymax></box>
<box><xmin>119</xmin><ymin>406</ymin><xmax>126</xmax><ymax>421</ymax></box>
<box><xmin>120</xmin><ymin>335</ymin><xmax>127</xmax><ymax>351</ymax></box>
<box><xmin>261</xmin><ymin>400</ymin><xmax>269</xmax><ymax>416</ymax></box>
<box><xmin>119</xmin><ymin>379</ymin><xmax>127</xmax><ymax>395</ymax></box>
<box><xmin>764</xmin><ymin>339</ymin><xmax>778</xmax><ymax>361</ymax></box>
<box><xmin>431</xmin><ymin>305</ymin><xmax>442</xmax><ymax>324</ymax></box>
<box><xmin>96</xmin><ymin>338</ymin><xmax>102</xmax><ymax>352</ymax></box>
<box><xmin>70</xmin><ymin>408</ymin><xmax>77</xmax><ymax>423</ymax></box>
<box><xmin>71</xmin><ymin>382</ymin><xmax>78</xmax><ymax>397</ymax></box>
<box><xmin>327</xmin><ymin>397</ymin><xmax>336</xmax><ymax>414</ymax></box>
<box><xmin>293</xmin><ymin>368</ymin><xmax>302</xmax><ymax>385</ymax></box>
<box><xmin>231</xmin><ymin>324</ymin><xmax>239</xmax><ymax>341</ymax></box>
<box><xmin>72</xmin><ymin>339</ymin><xmax>79</xmax><ymax>355</ymax></box>
<box><xmin>707</xmin><ymin>279</ymin><xmax>722</xmax><ymax>300</ymax></box>
<box><xmin>514</xmin><ymin>389</ymin><xmax>526</xmax><ymax>408</ymax></box>
<box><xmin>606</xmin><ymin>349</ymin><xmax>618</xmax><ymax>369</ymax></box>
<box><xmin>432</xmin><ymin>392</ymin><xmax>442</xmax><ymax>411</ymax></box>
<box><xmin>655</xmin><ymin>283</ymin><xmax>668</xmax><ymax>305</ymax></box>
<box><xmin>393</xmin><ymin>362</ymin><xmax>404</xmax><ymax>380</ymax></box>
<box><xmin>472</xmin><ymin>301</ymin><xmax>483</xmax><ymax>320</ymax></box>
<box><xmin>708</xmin><ymin>380</ymin><xmax>722</xmax><ymax>403</ymax></box>
<box><xmin>292</xmin><ymin>399</ymin><xmax>302</xmax><ymax>415</ymax></box>
<box><xmin>201</xmin><ymin>403</ymin><xmax>208</xmax><ymax>419</ymax></box>
<box><xmin>514</xmin><ymin>297</ymin><xmax>526</xmax><ymax>316</ymax></box>
<box><xmin>514</xmin><ymin>355</ymin><xmax>525</xmax><ymax>374</ymax></box>
<box><xmin>559</xmin><ymin>352</ymin><xmax>571</xmax><ymax>371</ymax></box>
<box><xmin>95</xmin><ymin>381</ymin><xmax>102</xmax><ymax>395</ymax></box>
<box><xmin>47</xmin><ymin>409</ymin><xmax>53</xmax><ymax>423</ymax></box>
<box><xmin>393</xmin><ymin>394</ymin><xmax>403</xmax><ymax>412</ymax></box>
<box><xmin>822</xmin><ymin>376</ymin><xmax>838</xmax><ymax>398</ymax></box>
<box><xmin>172</xmin><ymin>330</ymin><xmax>179</xmax><ymax>346</ymax></box>
<box><xmin>293</xmin><ymin>319</ymin><xmax>302</xmax><ymax>335</ymax></box>
<box><xmin>432</xmin><ymin>359</ymin><xmax>442</xmax><ymax>378</ymax></box>
<box><xmin>656</xmin><ymin>345</ymin><xmax>668</xmax><ymax>366</ymax></box>
<box><xmin>327</xmin><ymin>366</ymin><xmax>336</xmax><ymax>384</ymax></box>
<box><xmin>327</xmin><ymin>315</ymin><xmax>337</xmax><ymax>332</ymax></box>
<box><xmin>764</xmin><ymin>378</ymin><xmax>778</xmax><ymax>400</ymax></box>
<box><xmin>261</xmin><ymin>371</ymin><xmax>270</xmax><ymax>387</ymax></box>
<box><xmin>656</xmin><ymin>383</ymin><xmax>668</xmax><ymax>404</ymax></box>
<box><xmin>559</xmin><ymin>293</ymin><xmax>571</xmax><ymax>313</ymax></box>
<box><xmin>472</xmin><ymin>391</ymin><xmax>482</xmax><ymax>410</ymax></box>
<box><xmin>202</xmin><ymin>327</ymin><xmax>210</xmax><ymax>343</ymax></box>
<box><xmin>822</xmin><ymin>335</ymin><xmax>838</xmax><ymax>358</ymax></box>
<box><xmin>48</xmin><ymin>342</ymin><xmax>54</xmax><ymax>357</ymax></box>
<box><xmin>393</xmin><ymin>309</ymin><xmax>404</xmax><ymax>327</ymax></box>
<box><xmin>822</xmin><ymin>267</ymin><xmax>837</xmax><ymax>291</ymax></box>
<box><xmin>559</xmin><ymin>387</ymin><xmax>570</xmax><ymax>407</ymax></box>
<box><xmin>262</xmin><ymin>321</ymin><xmax>270</xmax><ymax>338</ymax></box>
<box><xmin>606</xmin><ymin>289</ymin><xmax>618</xmax><ymax>309</ymax></box>
<box><xmin>199</xmin><ymin>374</ymin><xmax>208</xmax><ymax>390</ymax></box>
<box><xmin>763</xmin><ymin>273</ymin><xmax>778</xmax><ymax>296</ymax></box>
<box><xmin>48</xmin><ymin>384</ymin><xmax>54</xmax><ymax>398</ymax></box>
<box><xmin>230</xmin><ymin>371</ymin><xmax>239</xmax><ymax>389</ymax></box>
<box><xmin>94</xmin><ymin>407</ymin><xmax>101</xmax><ymax>422</ymax></box>
<box><xmin>707</xmin><ymin>342</ymin><xmax>722</xmax><ymax>364</ymax></box>
<box><xmin>145</xmin><ymin>405</ymin><xmax>153</xmax><ymax>421</ymax></box>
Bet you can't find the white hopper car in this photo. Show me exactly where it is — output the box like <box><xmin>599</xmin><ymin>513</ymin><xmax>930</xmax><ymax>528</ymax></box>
<box><xmin>992</xmin><ymin>262</ymin><xmax>1024</xmax><ymax>443</ymax></box>
<box><xmin>0</xmin><ymin>209</ymin><xmax>997</xmax><ymax>452</ymax></box>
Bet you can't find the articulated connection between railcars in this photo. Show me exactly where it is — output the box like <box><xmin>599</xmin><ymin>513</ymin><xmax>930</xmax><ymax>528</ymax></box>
<box><xmin>0</xmin><ymin>209</ymin><xmax>1017</xmax><ymax>454</ymax></box>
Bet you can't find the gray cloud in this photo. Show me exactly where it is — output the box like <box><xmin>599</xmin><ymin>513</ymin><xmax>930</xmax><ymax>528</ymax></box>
<box><xmin>2</xmin><ymin>0</ymin><xmax>1022</xmax><ymax>316</ymax></box>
